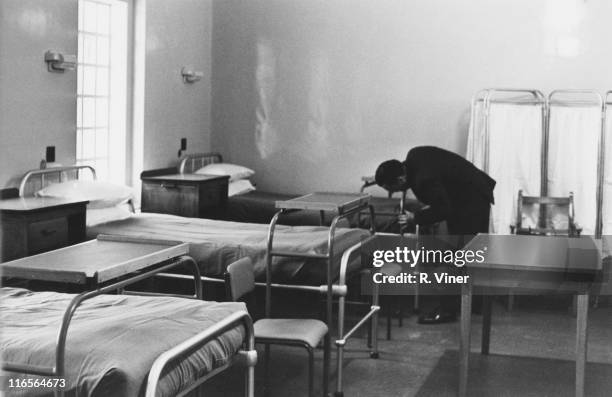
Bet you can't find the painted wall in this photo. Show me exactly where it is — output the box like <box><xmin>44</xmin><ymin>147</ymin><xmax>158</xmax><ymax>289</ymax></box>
<box><xmin>211</xmin><ymin>0</ymin><xmax>612</xmax><ymax>194</ymax></box>
<box><xmin>141</xmin><ymin>0</ymin><xmax>213</xmax><ymax>171</ymax></box>
<box><xmin>0</xmin><ymin>0</ymin><xmax>78</xmax><ymax>187</ymax></box>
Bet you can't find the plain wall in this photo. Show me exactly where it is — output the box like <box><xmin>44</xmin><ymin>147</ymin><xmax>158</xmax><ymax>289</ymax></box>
<box><xmin>211</xmin><ymin>0</ymin><xmax>612</xmax><ymax>194</ymax></box>
<box><xmin>0</xmin><ymin>0</ymin><xmax>78</xmax><ymax>187</ymax></box>
<box><xmin>141</xmin><ymin>0</ymin><xmax>213</xmax><ymax>171</ymax></box>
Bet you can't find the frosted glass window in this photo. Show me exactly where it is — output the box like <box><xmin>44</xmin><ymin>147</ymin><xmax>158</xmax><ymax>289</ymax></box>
<box><xmin>76</xmin><ymin>0</ymin><xmax>127</xmax><ymax>183</ymax></box>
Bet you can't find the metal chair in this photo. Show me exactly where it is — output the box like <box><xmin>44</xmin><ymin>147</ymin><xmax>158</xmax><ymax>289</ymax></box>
<box><xmin>507</xmin><ymin>189</ymin><xmax>582</xmax><ymax>310</ymax></box>
<box><xmin>225</xmin><ymin>257</ymin><xmax>328</xmax><ymax>397</ymax></box>
<box><xmin>510</xmin><ymin>190</ymin><xmax>581</xmax><ymax>237</ymax></box>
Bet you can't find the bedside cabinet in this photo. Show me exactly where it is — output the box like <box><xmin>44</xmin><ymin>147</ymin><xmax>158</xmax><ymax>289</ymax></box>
<box><xmin>141</xmin><ymin>174</ymin><xmax>229</xmax><ymax>218</ymax></box>
<box><xmin>0</xmin><ymin>197</ymin><xmax>88</xmax><ymax>262</ymax></box>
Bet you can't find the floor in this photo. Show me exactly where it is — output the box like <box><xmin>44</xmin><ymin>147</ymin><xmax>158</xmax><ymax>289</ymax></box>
<box><xmin>203</xmin><ymin>297</ymin><xmax>612</xmax><ymax>397</ymax></box>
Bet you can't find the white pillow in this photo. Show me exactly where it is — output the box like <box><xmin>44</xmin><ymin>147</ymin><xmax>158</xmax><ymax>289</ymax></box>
<box><xmin>195</xmin><ymin>163</ymin><xmax>254</xmax><ymax>182</ymax></box>
<box><xmin>228</xmin><ymin>179</ymin><xmax>256</xmax><ymax>197</ymax></box>
<box><xmin>86</xmin><ymin>204</ymin><xmax>132</xmax><ymax>227</ymax></box>
<box><xmin>36</xmin><ymin>180</ymin><xmax>134</xmax><ymax>209</ymax></box>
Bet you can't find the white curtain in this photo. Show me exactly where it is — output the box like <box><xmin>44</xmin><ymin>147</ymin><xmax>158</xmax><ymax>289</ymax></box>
<box><xmin>467</xmin><ymin>102</ymin><xmax>543</xmax><ymax>234</ymax></box>
<box><xmin>466</xmin><ymin>100</ymin><xmax>486</xmax><ymax>170</ymax></box>
<box><xmin>602</xmin><ymin>106</ymin><xmax>612</xmax><ymax>236</ymax></box>
<box><xmin>547</xmin><ymin>105</ymin><xmax>601</xmax><ymax>236</ymax></box>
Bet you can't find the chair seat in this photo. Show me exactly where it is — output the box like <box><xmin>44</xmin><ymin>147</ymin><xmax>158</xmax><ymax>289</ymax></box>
<box><xmin>360</xmin><ymin>262</ymin><xmax>403</xmax><ymax>276</ymax></box>
<box><xmin>380</xmin><ymin>263</ymin><xmax>403</xmax><ymax>276</ymax></box>
<box><xmin>255</xmin><ymin>318</ymin><xmax>328</xmax><ymax>348</ymax></box>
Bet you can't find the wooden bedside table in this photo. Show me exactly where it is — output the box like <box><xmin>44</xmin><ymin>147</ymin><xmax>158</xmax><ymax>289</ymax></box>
<box><xmin>0</xmin><ymin>197</ymin><xmax>88</xmax><ymax>261</ymax></box>
<box><xmin>141</xmin><ymin>173</ymin><xmax>229</xmax><ymax>218</ymax></box>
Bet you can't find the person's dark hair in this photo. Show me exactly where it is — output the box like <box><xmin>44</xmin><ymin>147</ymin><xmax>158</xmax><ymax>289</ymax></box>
<box><xmin>375</xmin><ymin>159</ymin><xmax>405</xmax><ymax>188</ymax></box>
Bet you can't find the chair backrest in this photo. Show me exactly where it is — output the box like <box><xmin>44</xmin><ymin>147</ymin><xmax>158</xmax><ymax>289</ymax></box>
<box><xmin>514</xmin><ymin>189</ymin><xmax>579</xmax><ymax>236</ymax></box>
<box><xmin>224</xmin><ymin>257</ymin><xmax>255</xmax><ymax>302</ymax></box>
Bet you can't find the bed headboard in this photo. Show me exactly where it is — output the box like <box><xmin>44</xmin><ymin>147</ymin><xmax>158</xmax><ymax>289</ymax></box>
<box><xmin>18</xmin><ymin>165</ymin><xmax>96</xmax><ymax>197</ymax></box>
<box><xmin>178</xmin><ymin>152</ymin><xmax>223</xmax><ymax>174</ymax></box>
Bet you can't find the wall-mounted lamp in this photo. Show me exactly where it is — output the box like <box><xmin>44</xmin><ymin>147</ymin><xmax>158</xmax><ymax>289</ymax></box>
<box><xmin>44</xmin><ymin>50</ymin><xmax>77</xmax><ymax>73</ymax></box>
<box><xmin>181</xmin><ymin>66</ymin><xmax>203</xmax><ymax>83</ymax></box>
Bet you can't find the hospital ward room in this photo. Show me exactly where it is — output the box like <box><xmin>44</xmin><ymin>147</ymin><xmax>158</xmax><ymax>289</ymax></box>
<box><xmin>2</xmin><ymin>0</ymin><xmax>612</xmax><ymax>396</ymax></box>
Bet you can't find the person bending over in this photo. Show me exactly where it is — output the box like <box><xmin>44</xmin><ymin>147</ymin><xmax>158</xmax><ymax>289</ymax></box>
<box><xmin>375</xmin><ymin>146</ymin><xmax>496</xmax><ymax>324</ymax></box>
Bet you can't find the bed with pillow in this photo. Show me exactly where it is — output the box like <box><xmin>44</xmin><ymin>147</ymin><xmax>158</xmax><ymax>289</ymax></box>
<box><xmin>19</xmin><ymin>165</ymin><xmax>369</xmax><ymax>284</ymax></box>
<box><xmin>177</xmin><ymin>152</ymin><xmax>418</xmax><ymax>230</ymax></box>
<box><xmin>1</xmin><ymin>286</ymin><xmax>254</xmax><ymax>397</ymax></box>
<box><xmin>18</xmin><ymin>165</ymin><xmax>381</xmax><ymax>389</ymax></box>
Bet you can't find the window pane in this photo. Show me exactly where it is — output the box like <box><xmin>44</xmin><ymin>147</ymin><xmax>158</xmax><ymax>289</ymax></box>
<box><xmin>97</xmin><ymin>37</ymin><xmax>109</xmax><ymax>66</ymax></box>
<box><xmin>82</xmin><ymin>97</ymin><xmax>95</xmax><ymax>127</ymax></box>
<box><xmin>81</xmin><ymin>129</ymin><xmax>95</xmax><ymax>159</ymax></box>
<box><xmin>97</xmin><ymin>3</ymin><xmax>110</xmax><ymax>35</ymax></box>
<box><xmin>83</xmin><ymin>35</ymin><xmax>96</xmax><ymax>65</ymax></box>
<box><xmin>95</xmin><ymin>129</ymin><xmax>108</xmax><ymax>158</ymax></box>
<box><xmin>83</xmin><ymin>66</ymin><xmax>96</xmax><ymax>95</ymax></box>
<box><xmin>96</xmin><ymin>69</ymin><xmax>109</xmax><ymax>96</ymax></box>
<box><xmin>95</xmin><ymin>98</ymin><xmax>108</xmax><ymax>127</ymax></box>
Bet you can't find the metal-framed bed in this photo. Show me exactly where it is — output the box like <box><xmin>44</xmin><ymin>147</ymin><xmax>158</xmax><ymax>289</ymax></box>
<box><xmin>17</xmin><ymin>164</ymin><xmax>384</xmax><ymax>396</ymax></box>
<box><xmin>177</xmin><ymin>152</ymin><xmax>404</xmax><ymax>230</ymax></box>
<box><xmin>18</xmin><ymin>165</ymin><xmax>97</xmax><ymax>197</ymax></box>
<box><xmin>178</xmin><ymin>152</ymin><xmax>224</xmax><ymax>174</ymax></box>
<box><xmin>1</xmin><ymin>249</ymin><xmax>257</xmax><ymax>397</ymax></box>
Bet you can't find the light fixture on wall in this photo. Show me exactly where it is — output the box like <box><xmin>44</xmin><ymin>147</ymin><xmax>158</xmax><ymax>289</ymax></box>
<box><xmin>181</xmin><ymin>66</ymin><xmax>203</xmax><ymax>83</ymax></box>
<box><xmin>44</xmin><ymin>50</ymin><xmax>77</xmax><ymax>72</ymax></box>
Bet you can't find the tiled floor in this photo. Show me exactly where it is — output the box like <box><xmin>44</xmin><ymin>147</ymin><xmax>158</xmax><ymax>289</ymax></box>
<box><xmin>204</xmin><ymin>299</ymin><xmax>612</xmax><ymax>396</ymax></box>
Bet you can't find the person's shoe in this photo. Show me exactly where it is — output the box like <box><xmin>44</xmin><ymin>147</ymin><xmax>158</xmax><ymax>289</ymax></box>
<box><xmin>418</xmin><ymin>308</ymin><xmax>457</xmax><ymax>324</ymax></box>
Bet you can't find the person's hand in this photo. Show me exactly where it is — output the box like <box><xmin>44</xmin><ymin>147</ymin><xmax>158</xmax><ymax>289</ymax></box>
<box><xmin>398</xmin><ymin>211</ymin><xmax>415</xmax><ymax>225</ymax></box>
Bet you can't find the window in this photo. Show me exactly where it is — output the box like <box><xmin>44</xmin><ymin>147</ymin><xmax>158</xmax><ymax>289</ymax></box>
<box><xmin>77</xmin><ymin>0</ymin><xmax>128</xmax><ymax>183</ymax></box>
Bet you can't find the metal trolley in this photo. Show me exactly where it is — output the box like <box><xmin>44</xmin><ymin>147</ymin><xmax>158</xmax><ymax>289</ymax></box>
<box><xmin>268</xmin><ymin>192</ymin><xmax>379</xmax><ymax>397</ymax></box>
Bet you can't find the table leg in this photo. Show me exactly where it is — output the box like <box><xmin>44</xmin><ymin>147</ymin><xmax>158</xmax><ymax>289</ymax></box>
<box><xmin>459</xmin><ymin>282</ymin><xmax>472</xmax><ymax>397</ymax></box>
<box><xmin>481</xmin><ymin>295</ymin><xmax>492</xmax><ymax>355</ymax></box>
<box><xmin>576</xmin><ymin>292</ymin><xmax>588</xmax><ymax>397</ymax></box>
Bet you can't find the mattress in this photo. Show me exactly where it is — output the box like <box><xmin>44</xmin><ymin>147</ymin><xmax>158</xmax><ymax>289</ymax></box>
<box><xmin>223</xmin><ymin>191</ymin><xmax>417</xmax><ymax>232</ymax></box>
<box><xmin>1</xmin><ymin>287</ymin><xmax>246</xmax><ymax>397</ymax></box>
<box><xmin>89</xmin><ymin>213</ymin><xmax>370</xmax><ymax>284</ymax></box>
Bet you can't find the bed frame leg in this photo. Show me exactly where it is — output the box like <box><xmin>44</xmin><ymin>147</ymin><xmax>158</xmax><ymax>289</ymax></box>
<box><xmin>323</xmin><ymin>334</ymin><xmax>330</xmax><ymax>397</ymax></box>
<box><xmin>264</xmin><ymin>344</ymin><xmax>271</xmax><ymax>396</ymax></box>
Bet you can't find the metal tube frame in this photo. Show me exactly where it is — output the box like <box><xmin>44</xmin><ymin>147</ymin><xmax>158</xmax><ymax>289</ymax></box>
<box><xmin>334</xmin><ymin>230</ymin><xmax>421</xmax><ymax>397</ymax></box>
<box><xmin>1</xmin><ymin>255</ymin><xmax>257</xmax><ymax>397</ymax></box>
<box><xmin>266</xmin><ymin>202</ymin><xmax>377</xmax><ymax>397</ymax></box>
<box><xmin>18</xmin><ymin>165</ymin><xmax>97</xmax><ymax>197</ymax></box>
<box><xmin>177</xmin><ymin>152</ymin><xmax>223</xmax><ymax>174</ymax></box>
<box><xmin>470</xmin><ymin>89</ymin><xmax>547</xmax><ymax>235</ymax></box>
<box><xmin>597</xmin><ymin>91</ymin><xmax>612</xmax><ymax>239</ymax></box>
<box><xmin>547</xmin><ymin>90</ymin><xmax>604</xmax><ymax>237</ymax></box>
<box><xmin>476</xmin><ymin>89</ymin><xmax>547</xmax><ymax>191</ymax></box>
<box><xmin>146</xmin><ymin>310</ymin><xmax>257</xmax><ymax>397</ymax></box>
